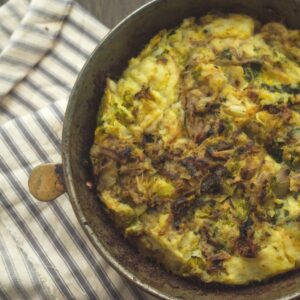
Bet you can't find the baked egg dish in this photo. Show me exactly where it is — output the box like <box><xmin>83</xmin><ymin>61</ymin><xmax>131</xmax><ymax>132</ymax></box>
<box><xmin>90</xmin><ymin>14</ymin><xmax>300</xmax><ymax>285</ymax></box>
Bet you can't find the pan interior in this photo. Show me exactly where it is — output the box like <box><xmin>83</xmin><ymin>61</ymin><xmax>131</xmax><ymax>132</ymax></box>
<box><xmin>63</xmin><ymin>0</ymin><xmax>300</xmax><ymax>299</ymax></box>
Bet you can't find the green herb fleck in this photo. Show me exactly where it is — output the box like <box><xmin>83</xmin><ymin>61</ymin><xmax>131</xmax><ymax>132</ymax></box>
<box><xmin>261</xmin><ymin>83</ymin><xmax>300</xmax><ymax>95</ymax></box>
<box><xmin>243</xmin><ymin>62</ymin><xmax>262</xmax><ymax>82</ymax></box>
<box><xmin>254</xmin><ymin>46</ymin><xmax>260</xmax><ymax>52</ymax></box>
<box><xmin>261</xmin><ymin>83</ymin><xmax>280</xmax><ymax>93</ymax></box>
<box><xmin>220</xmin><ymin>48</ymin><xmax>233</xmax><ymax>60</ymax></box>
<box><xmin>282</xmin><ymin>84</ymin><xmax>300</xmax><ymax>95</ymax></box>
<box><xmin>265</xmin><ymin>141</ymin><xmax>284</xmax><ymax>163</ymax></box>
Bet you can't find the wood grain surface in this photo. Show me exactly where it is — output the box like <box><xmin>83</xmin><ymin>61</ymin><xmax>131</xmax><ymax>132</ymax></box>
<box><xmin>77</xmin><ymin>0</ymin><xmax>151</xmax><ymax>28</ymax></box>
<box><xmin>0</xmin><ymin>0</ymin><xmax>151</xmax><ymax>28</ymax></box>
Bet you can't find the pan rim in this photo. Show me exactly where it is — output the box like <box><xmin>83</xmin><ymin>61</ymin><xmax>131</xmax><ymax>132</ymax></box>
<box><xmin>62</xmin><ymin>0</ymin><xmax>300</xmax><ymax>299</ymax></box>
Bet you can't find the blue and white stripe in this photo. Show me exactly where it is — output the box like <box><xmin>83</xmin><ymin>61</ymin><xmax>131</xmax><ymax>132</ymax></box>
<box><xmin>0</xmin><ymin>0</ymin><xmax>156</xmax><ymax>299</ymax></box>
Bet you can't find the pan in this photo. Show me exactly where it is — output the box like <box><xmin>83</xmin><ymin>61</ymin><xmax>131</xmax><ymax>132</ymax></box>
<box><xmin>28</xmin><ymin>0</ymin><xmax>300</xmax><ymax>299</ymax></box>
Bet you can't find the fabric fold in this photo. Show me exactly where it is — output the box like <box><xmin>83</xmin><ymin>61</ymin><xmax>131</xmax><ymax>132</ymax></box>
<box><xmin>0</xmin><ymin>0</ymin><xmax>72</xmax><ymax>99</ymax></box>
<box><xmin>0</xmin><ymin>0</ymin><xmax>155</xmax><ymax>299</ymax></box>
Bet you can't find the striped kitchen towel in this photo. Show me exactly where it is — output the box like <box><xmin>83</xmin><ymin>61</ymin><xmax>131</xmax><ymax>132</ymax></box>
<box><xmin>0</xmin><ymin>0</ymin><xmax>156</xmax><ymax>299</ymax></box>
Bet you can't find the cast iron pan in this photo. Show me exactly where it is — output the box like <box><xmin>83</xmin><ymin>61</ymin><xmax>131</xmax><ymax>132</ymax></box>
<box><xmin>28</xmin><ymin>0</ymin><xmax>300</xmax><ymax>299</ymax></box>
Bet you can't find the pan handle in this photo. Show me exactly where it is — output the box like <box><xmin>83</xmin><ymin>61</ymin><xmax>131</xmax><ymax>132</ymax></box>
<box><xmin>28</xmin><ymin>163</ymin><xmax>66</xmax><ymax>202</ymax></box>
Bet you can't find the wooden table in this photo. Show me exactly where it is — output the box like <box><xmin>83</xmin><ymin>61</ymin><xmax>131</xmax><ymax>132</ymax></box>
<box><xmin>77</xmin><ymin>0</ymin><xmax>151</xmax><ymax>28</ymax></box>
<box><xmin>0</xmin><ymin>0</ymin><xmax>151</xmax><ymax>28</ymax></box>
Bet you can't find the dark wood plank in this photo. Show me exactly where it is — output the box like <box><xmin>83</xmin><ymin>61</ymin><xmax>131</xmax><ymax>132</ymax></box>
<box><xmin>0</xmin><ymin>0</ymin><xmax>151</xmax><ymax>28</ymax></box>
<box><xmin>77</xmin><ymin>0</ymin><xmax>151</xmax><ymax>28</ymax></box>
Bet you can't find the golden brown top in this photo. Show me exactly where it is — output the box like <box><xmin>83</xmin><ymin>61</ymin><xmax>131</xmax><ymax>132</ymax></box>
<box><xmin>91</xmin><ymin>14</ymin><xmax>300</xmax><ymax>285</ymax></box>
